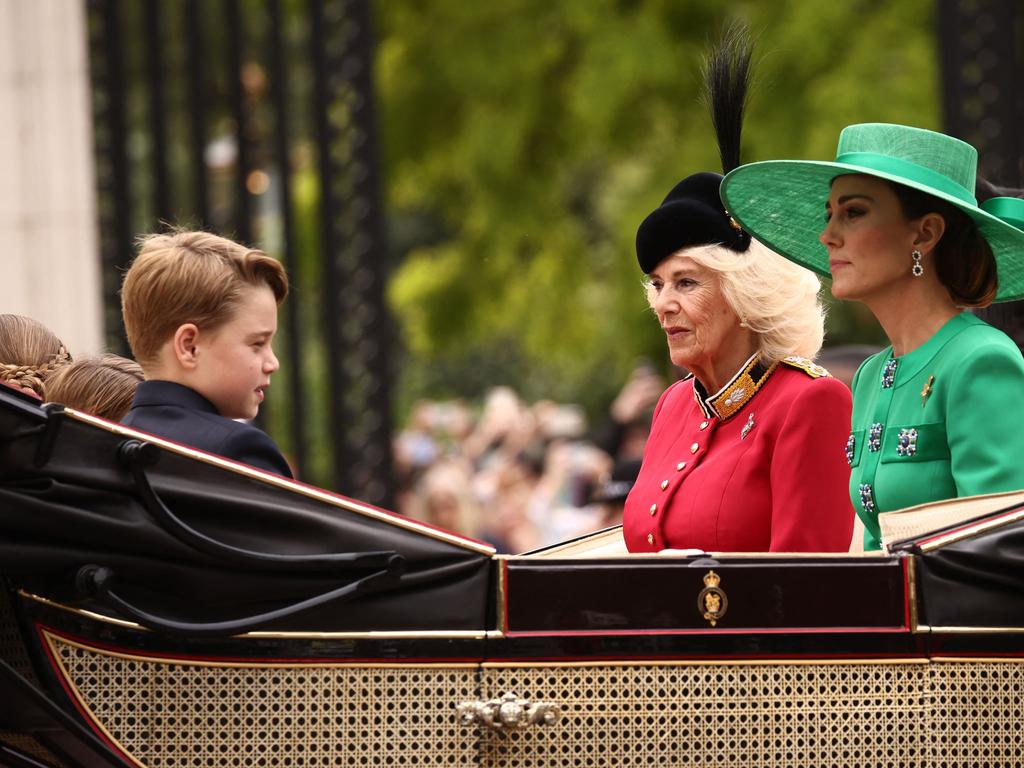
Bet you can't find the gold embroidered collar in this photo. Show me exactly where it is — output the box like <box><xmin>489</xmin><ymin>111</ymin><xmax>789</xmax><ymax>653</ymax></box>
<box><xmin>692</xmin><ymin>353</ymin><xmax>778</xmax><ymax>421</ymax></box>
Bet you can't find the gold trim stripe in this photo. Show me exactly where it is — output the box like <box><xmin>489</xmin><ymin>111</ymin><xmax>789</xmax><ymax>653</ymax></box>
<box><xmin>920</xmin><ymin>507</ymin><xmax>1024</xmax><ymax>552</ymax></box>
<box><xmin>43</xmin><ymin>631</ymin><xmax>480</xmax><ymax>670</ymax></box>
<box><xmin>907</xmin><ymin>556</ymin><xmax>920</xmax><ymax>633</ymax></box>
<box><xmin>504</xmin><ymin>550</ymin><xmax>893</xmax><ymax>562</ymax></box>
<box><xmin>480</xmin><ymin>658</ymin><xmax>931</xmax><ymax>669</ymax></box>
<box><xmin>925</xmin><ymin>625</ymin><xmax>1024</xmax><ymax>634</ymax></box>
<box><xmin>496</xmin><ymin>559</ymin><xmax>508</xmax><ymax>634</ymax></box>
<box><xmin>21</xmin><ymin>592</ymin><xmax>142</xmax><ymax>629</ymax></box>
<box><xmin>57</xmin><ymin>632</ymin><xmax>1011</xmax><ymax>671</ymax></box>
<box><xmin>243</xmin><ymin>630</ymin><xmax>488</xmax><ymax>640</ymax></box>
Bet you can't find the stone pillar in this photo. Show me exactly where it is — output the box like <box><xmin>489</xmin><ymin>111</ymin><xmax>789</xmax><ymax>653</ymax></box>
<box><xmin>0</xmin><ymin>0</ymin><xmax>103</xmax><ymax>356</ymax></box>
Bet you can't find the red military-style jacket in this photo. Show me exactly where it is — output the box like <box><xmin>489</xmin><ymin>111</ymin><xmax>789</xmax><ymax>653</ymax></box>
<box><xmin>623</xmin><ymin>355</ymin><xmax>855</xmax><ymax>553</ymax></box>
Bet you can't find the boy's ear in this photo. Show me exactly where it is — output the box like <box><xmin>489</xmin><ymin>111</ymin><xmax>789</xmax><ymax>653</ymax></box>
<box><xmin>172</xmin><ymin>324</ymin><xmax>201</xmax><ymax>370</ymax></box>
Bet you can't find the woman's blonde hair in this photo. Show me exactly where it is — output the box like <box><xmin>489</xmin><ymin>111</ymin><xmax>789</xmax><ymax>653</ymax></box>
<box><xmin>646</xmin><ymin>239</ymin><xmax>825</xmax><ymax>362</ymax></box>
<box><xmin>44</xmin><ymin>354</ymin><xmax>144</xmax><ymax>421</ymax></box>
<box><xmin>0</xmin><ymin>314</ymin><xmax>71</xmax><ymax>397</ymax></box>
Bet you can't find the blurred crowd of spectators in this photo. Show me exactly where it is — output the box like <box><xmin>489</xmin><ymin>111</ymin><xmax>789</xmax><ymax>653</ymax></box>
<box><xmin>392</xmin><ymin>346</ymin><xmax>873</xmax><ymax>553</ymax></box>
<box><xmin>392</xmin><ymin>362</ymin><xmax>666</xmax><ymax>553</ymax></box>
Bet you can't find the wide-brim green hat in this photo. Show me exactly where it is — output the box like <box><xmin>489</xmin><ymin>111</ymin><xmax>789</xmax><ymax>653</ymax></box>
<box><xmin>720</xmin><ymin>123</ymin><xmax>1024</xmax><ymax>302</ymax></box>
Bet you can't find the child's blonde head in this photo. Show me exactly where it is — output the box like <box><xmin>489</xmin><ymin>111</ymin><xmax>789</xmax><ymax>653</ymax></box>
<box><xmin>0</xmin><ymin>314</ymin><xmax>71</xmax><ymax>397</ymax></box>
<box><xmin>121</xmin><ymin>230</ymin><xmax>288</xmax><ymax>367</ymax></box>
<box><xmin>45</xmin><ymin>353</ymin><xmax>144</xmax><ymax>421</ymax></box>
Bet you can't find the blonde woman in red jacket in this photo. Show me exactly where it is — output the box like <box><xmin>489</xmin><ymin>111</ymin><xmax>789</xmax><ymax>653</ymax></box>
<box><xmin>623</xmin><ymin>225</ymin><xmax>855</xmax><ymax>553</ymax></box>
<box><xmin>622</xmin><ymin>30</ymin><xmax>854</xmax><ymax>554</ymax></box>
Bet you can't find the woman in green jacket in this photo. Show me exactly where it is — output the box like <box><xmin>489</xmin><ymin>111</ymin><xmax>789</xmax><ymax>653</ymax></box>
<box><xmin>720</xmin><ymin>123</ymin><xmax>1024</xmax><ymax>550</ymax></box>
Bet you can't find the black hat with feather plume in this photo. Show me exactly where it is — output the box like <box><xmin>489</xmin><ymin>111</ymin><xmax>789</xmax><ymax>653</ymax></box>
<box><xmin>635</xmin><ymin>24</ymin><xmax>753</xmax><ymax>273</ymax></box>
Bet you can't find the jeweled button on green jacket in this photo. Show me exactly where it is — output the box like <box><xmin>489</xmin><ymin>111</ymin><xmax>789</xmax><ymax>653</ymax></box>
<box><xmin>848</xmin><ymin>313</ymin><xmax>1024</xmax><ymax>550</ymax></box>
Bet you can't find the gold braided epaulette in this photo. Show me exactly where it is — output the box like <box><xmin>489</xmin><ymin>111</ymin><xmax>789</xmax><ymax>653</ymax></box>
<box><xmin>781</xmin><ymin>356</ymin><xmax>832</xmax><ymax>379</ymax></box>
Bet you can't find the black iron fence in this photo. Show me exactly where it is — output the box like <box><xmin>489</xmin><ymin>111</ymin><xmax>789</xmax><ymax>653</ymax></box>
<box><xmin>938</xmin><ymin>0</ymin><xmax>1023</xmax><ymax>186</ymax></box>
<box><xmin>85</xmin><ymin>0</ymin><xmax>394</xmax><ymax>506</ymax></box>
<box><xmin>80</xmin><ymin>0</ymin><xmax>1024</xmax><ymax>497</ymax></box>
<box><xmin>939</xmin><ymin>0</ymin><xmax>1024</xmax><ymax>347</ymax></box>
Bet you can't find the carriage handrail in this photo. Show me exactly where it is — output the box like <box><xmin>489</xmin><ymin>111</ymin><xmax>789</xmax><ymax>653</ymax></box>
<box><xmin>118</xmin><ymin>438</ymin><xmax>403</xmax><ymax>572</ymax></box>
<box><xmin>75</xmin><ymin>559</ymin><xmax>405</xmax><ymax>637</ymax></box>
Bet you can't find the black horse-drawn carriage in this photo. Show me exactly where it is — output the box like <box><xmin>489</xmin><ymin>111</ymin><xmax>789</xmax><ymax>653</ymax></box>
<box><xmin>1</xmin><ymin>386</ymin><xmax>1023</xmax><ymax>767</ymax></box>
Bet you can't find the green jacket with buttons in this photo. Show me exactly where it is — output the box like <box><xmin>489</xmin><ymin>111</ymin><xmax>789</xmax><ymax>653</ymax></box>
<box><xmin>848</xmin><ymin>313</ymin><xmax>1024</xmax><ymax>551</ymax></box>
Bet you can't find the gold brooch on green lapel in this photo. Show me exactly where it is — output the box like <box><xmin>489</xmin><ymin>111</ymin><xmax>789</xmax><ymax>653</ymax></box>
<box><xmin>921</xmin><ymin>374</ymin><xmax>934</xmax><ymax>406</ymax></box>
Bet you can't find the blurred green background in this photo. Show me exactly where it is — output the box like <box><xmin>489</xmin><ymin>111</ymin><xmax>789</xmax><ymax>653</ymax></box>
<box><xmin>375</xmin><ymin>0</ymin><xmax>930</xmax><ymax>421</ymax></box>
<box><xmin>87</xmin><ymin>0</ymin><xmax>951</xmax><ymax>490</ymax></box>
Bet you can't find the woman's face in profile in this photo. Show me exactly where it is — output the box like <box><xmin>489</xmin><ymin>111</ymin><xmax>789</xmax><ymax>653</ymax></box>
<box><xmin>820</xmin><ymin>174</ymin><xmax>919</xmax><ymax>302</ymax></box>
<box><xmin>647</xmin><ymin>252</ymin><xmax>741</xmax><ymax>371</ymax></box>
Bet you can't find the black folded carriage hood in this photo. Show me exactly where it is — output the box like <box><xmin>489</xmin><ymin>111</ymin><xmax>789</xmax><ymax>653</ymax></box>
<box><xmin>889</xmin><ymin>500</ymin><xmax>1024</xmax><ymax>630</ymax></box>
<box><xmin>0</xmin><ymin>388</ymin><xmax>495</xmax><ymax>636</ymax></box>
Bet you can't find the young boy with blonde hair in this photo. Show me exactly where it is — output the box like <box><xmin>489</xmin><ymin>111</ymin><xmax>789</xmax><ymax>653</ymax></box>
<box><xmin>120</xmin><ymin>230</ymin><xmax>292</xmax><ymax>477</ymax></box>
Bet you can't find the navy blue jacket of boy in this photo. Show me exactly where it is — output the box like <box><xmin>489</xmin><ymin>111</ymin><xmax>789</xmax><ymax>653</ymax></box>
<box><xmin>122</xmin><ymin>380</ymin><xmax>293</xmax><ymax>478</ymax></box>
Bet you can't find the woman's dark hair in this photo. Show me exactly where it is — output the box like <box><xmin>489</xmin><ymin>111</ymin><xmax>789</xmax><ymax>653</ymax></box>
<box><xmin>976</xmin><ymin>177</ymin><xmax>1023</xmax><ymax>202</ymax></box>
<box><xmin>886</xmin><ymin>181</ymin><xmax>998</xmax><ymax>308</ymax></box>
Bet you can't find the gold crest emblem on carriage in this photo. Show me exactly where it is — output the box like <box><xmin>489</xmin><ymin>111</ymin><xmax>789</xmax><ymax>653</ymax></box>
<box><xmin>697</xmin><ymin>570</ymin><xmax>728</xmax><ymax>627</ymax></box>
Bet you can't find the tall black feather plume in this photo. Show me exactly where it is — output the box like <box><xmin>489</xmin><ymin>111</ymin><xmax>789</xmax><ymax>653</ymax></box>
<box><xmin>701</xmin><ymin>22</ymin><xmax>754</xmax><ymax>175</ymax></box>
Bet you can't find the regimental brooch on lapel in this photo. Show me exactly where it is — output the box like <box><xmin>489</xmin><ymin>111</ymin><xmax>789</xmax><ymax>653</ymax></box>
<box><xmin>921</xmin><ymin>375</ymin><xmax>934</xmax><ymax>407</ymax></box>
<box><xmin>741</xmin><ymin>413</ymin><xmax>755</xmax><ymax>440</ymax></box>
<box><xmin>698</xmin><ymin>570</ymin><xmax>728</xmax><ymax>627</ymax></box>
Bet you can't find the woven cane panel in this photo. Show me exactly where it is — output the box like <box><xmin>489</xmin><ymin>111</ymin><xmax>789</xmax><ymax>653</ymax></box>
<box><xmin>481</xmin><ymin>664</ymin><xmax>931</xmax><ymax>768</ymax></box>
<box><xmin>48</xmin><ymin>635</ymin><xmax>479</xmax><ymax>767</ymax></box>
<box><xmin>930</xmin><ymin>661</ymin><xmax>1024</xmax><ymax>768</ymax></box>
<box><xmin>0</xmin><ymin>589</ymin><xmax>38</xmax><ymax>683</ymax></box>
<box><xmin>0</xmin><ymin>732</ymin><xmax>67</xmax><ymax>768</ymax></box>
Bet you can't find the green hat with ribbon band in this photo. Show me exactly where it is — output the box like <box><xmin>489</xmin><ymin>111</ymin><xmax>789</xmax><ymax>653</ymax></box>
<box><xmin>720</xmin><ymin>123</ymin><xmax>1024</xmax><ymax>302</ymax></box>
<box><xmin>982</xmin><ymin>197</ymin><xmax>1024</xmax><ymax>231</ymax></box>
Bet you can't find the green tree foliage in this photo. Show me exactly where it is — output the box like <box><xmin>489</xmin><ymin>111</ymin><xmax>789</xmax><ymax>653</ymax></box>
<box><xmin>376</xmin><ymin>0</ymin><xmax>938</xmax><ymax>417</ymax></box>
